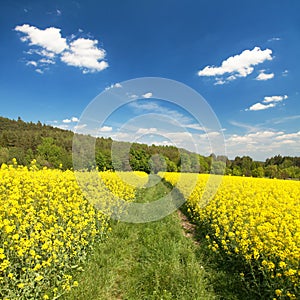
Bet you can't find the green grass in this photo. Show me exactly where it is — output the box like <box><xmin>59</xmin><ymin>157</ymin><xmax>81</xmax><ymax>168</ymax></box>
<box><xmin>180</xmin><ymin>203</ymin><xmax>264</xmax><ymax>300</ymax></box>
<box><xmin>63</xmin><ymin>176</ymin><xmax>216</xmax><ymax>300</ymax></box>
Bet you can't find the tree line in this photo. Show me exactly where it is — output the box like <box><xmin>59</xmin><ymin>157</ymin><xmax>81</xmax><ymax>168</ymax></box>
<box><xmin>0</xmin><ymin>116</ymin><xmax>299</xmax><ymax>179</ymax></box>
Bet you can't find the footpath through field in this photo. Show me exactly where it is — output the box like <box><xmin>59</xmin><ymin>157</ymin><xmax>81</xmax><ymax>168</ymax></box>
<box><xmin>64</xmin><ymin>175</ymin><xmax>217</xmax><ymax>300</ymax></box>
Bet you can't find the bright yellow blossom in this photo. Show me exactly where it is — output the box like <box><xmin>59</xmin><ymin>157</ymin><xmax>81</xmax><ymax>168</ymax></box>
<box><xmin>0</xmin><ymin>162</ymin><xmax>144</xmax><ymax>299</ymax></box>
<box><xmin>162</xmin><ymin>172</ymin><xmax>300</xmax><ymax>299</ymax></box>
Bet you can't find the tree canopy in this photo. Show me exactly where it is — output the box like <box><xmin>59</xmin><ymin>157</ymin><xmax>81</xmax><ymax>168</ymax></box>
<box><xmin>0</xmin><ymin>116</ymin><xmax>299</xmax><ymax>179</ymax></box>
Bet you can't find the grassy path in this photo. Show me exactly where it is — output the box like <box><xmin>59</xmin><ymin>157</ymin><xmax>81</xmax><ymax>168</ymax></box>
<box><xmin>64</xmin><ymin>176</ymin><xmax>216</xmax><ymax>300</ymax></box>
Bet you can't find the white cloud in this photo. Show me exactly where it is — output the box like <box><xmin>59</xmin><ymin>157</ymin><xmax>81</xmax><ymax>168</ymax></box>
<box><xmin>282</xmin><ymin>70</ymin><xmax>288</xmax><ymax>77</ymax></box>
<box><xmin>71</xmin><ymin>117</ymin><xmax>79</xmax><ymax>122</ymax></box>
<box><xmin>137</xmin><ymin>128</ymin><xmax>157</xmax><ymax>134</ymax></box>
<box><xmin>263</xmin><ymin>95</ymin><xmax>288</xmax><ymax>103</ymax></box>
<box><xmin>185</xmin><ymin>124</ymin><xmax>205</xmax><ymax>131</ymax></box>
<box><xmin>142</xmin><ymin>92</ymin><xmax>153</xmax><ymax>98</ymax></box>
<box><xmin>74</xmin><ymin>124</ymin><xmax>87</xmax><ymax>130</ymax></box>
<box><xmin>99</xmin><ymin>126</ymin><xmax>112</xmax><ymax>132</ymax></box>
<box><xmin>150</xmin><ymin>140</ymin><xmax>174</xmax><ymax>146</ymax></box>
<box><xmin>15</xmin><ymin>24</ymin><xmax>68</xmax><ymax>54</ymax></box>
<box><xmin>127</xmin><ymin>93</ymin><xmax>138</xmax><ymax>99</ymax></box>
<box><xmin>62</xmin><ymin>117</ymin><xmax>78</xmax><ymax>123</ymax></box>
<box><xmin>114</xmin><ymin>83</ymin><xmax>122</xmax><ymax>88</ymax></box>
<box><xmin>214</xmin><ymin>78</ymin><xmax>227</xmax><ymax>85</ymax></box>
<box><xmin>39</xmin><ymin>58</ymin><xmax>55</xmax><ymax>64</ymax></box>
<box><xmin>227</xmin><ymin>75</ymin><xmax>237</xmax><ymax>81</ymax></box>
<box><xmin>56</xmin><ymin>9</ymin><xmax>62</xmax><ymax>16</ymax></box>
<box><xmin>275</xmin><ymin>131</ymin><xmax>300</xmax><ymax>140</ymax></box>
<box><xmin>55</xmin><ymin>124</ymin><xmax>69</xmax><ymax>130</ymax></box>
<box><xmin>16</xmin><ymin>24</ymin><xmax>109</xmax><ymax>74</ymax></box>
<box><xmin>268</xmin><ymin>37</ymin><xmax>281</xmax><ymax>42</ymax></box>
<box><xmin>26</xmin><ymin>60</ymin><xmax>37</xmax><ymax>67</ymax></box>
<box><xmin>246</xmin><ymin>95</ymin><xmax>288</xmax><ymax>111</ymax></box>
<box><xmin>105</xmin><ymin>82</ymin><xmax>122</xmax><ymax>90</ymax></box>
<box><xmin>61</xmin><ymin>38</ymin><xmax>108</xmax><ymax>73</ymax></box>
<box><xmin>35</xmin><ymin>69</ymin><xmax>43</xmax><ymax>74</ymax></box>
<box><xmin>129</xmin><ymin>101</ymin><xmax>159</xmax><ymax>111</ymax></box>
<box><xmin>256</xmin><ymin>71</ymin><xmax>274</xmax><ymax>81</ymax></box>
<box><xmin>198</xmin><ymin>47</ymin><xmax>273</xmax><ymax>84</ymax></box>
<box><xmin>248</xmin><ymin>103</ymin><xmax>276</xmax><ymax>111</ymax></box>
<box><xmin>225</xmin><ymin>130</ymin><xmax>300</xmax><ymax>160</ymax></box>
<box><xmin>28</xmin><ymin>49</ymin><xmax>56</xmax><ymax>58</ymax></box>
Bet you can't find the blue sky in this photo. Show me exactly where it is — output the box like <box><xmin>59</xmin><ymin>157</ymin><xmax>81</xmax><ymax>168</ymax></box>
<box><xmin>1</xmin><ymin>0</ymin><xmax>299</xmax><ymax>160</ymax></box>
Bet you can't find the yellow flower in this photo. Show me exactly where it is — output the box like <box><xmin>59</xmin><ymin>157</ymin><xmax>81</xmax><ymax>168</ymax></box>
<box><xmin>73</xmin><ymin>280</ymin><xmax>79</xmax><ymax>287</ymax></box>
<box><xmin>161</xmin><ymin>172</ymin><xmax>300</xmax><ymax>298</ymax></box>
<box><xmin>35</xmin><ymin>275</ymin><xmax>44</xmax><ymax>282</ymax></box>
<box><xmin>279</xmin><ymin>261</ymin><xmax>286</xmax><ymax>269</ymax></box>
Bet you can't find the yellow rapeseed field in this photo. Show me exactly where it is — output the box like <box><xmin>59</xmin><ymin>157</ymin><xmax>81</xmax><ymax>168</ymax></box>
<box><xmin>0</xmin><ymin>160</ymin><xmax>143</xmax><ymax>299</ymax></box>
<box><xmin>162</xmin><ymin>172</ymin><xmax>300</xmax><ymax>300</ymax></box>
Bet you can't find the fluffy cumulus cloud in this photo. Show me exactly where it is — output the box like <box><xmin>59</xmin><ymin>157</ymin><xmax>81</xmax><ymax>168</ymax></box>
<box><xmin>98</xmin><ymin>126</ymin><xmax>113</xmax><ymax>132</ymax></box>
<box><xmin>263</xmin><ymin>95</ymin><xmax>288</xmax><ymax>103</ymax></box>
<box><xmin>15</xmin><ymin>24</ymin><xmax>68</xmax><ymax>54</ymax></box>
<box><xmin>198</xmin><ymin>47</ymin><xmax>273</xmax><ymax>84</ymax></box>
<box><xmin>255</xmin><ymin>71</ymin><xmax>274</xmax><ymax>81</ymax></box>
<box><xmin>246</xmin><ymin>95</ymin><xmax>288</xmax><ymax>111</ymax></box>
<box><xmin>248</xmin><ymin>102</ymin><xmax>276</xmax><ymax>111</ymax></box>
<box><xmin>142</xmin><ymin>92</ymin><xmax>153</xmax><ymax>98</ymax></box>
<box><xmin>61</xmin><ymin>38</ymin><xmax>108</xmax><ymax>73</ymax></box>
<box><xmin>225</xmin><ymin>130</ymin><xmax>300</xmax><ymax>160</ymax></box>
<box><xmin>15</xmin><ymin>24</ymin><xmax>108</xmax><ymax>74</ymax></box>
<box><xmin>62</xmin><ymin>116</ymin><xmax>79</xmax><ymax>123</ymax></box>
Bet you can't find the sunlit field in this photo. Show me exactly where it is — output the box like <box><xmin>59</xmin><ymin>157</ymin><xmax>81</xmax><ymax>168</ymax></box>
<box><xmin>0</xmin><ymin>161</ymin><xmax>145</xmax><ymax>299</ymax></box>
<box><xmin>162</xmin><ymin>173</ymin><xmax>300</xmax><ymax>299</ymax></box>
<box><xmin>1</xmin><ymin>161</ymin><xmax>299</xmax><ymax>299</ymax></box>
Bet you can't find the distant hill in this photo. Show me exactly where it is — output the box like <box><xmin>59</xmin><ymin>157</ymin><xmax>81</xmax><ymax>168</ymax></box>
<box><xmin>0</xmin><ymin>116</ymin><xmax>299</xmax><ymax>179</ymax></box>
<box><xmin>0</xmin><ymin>116</ymin><xmax>186</xmax><ymax>171</ymax></box>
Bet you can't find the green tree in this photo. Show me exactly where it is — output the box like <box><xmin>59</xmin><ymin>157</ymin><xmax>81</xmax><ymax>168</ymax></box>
<box><xmin>198</xmin><ymin>155</ymin><xmax>209</xmax><ymax>173</ymax></box>
<box><xmin>241</xmin><ymin>156</ymin><xmax>253</xmax><ymax>176</ymax></box>
<box><xmin>252</xmin><ymin>167</ymin><xmax>264</xmax><ymax>178</ymax></box>
<box><xmin>129</xmin><ymin>148</ymin><xmax>151</xmax><ymax>173</ymax></box>
<box><xmin>232</xmin><ymin>166</ymin><xmax>242</xmax><ymax>176</ymax></box>
<box><xmin>265</xmin><ymin>165</ymin><xmax>278</xmax><ymax>178</ymax></box>
<box><xmin>166</xmin><ymin>158</ymin><xmax>178</xmax><ymax>172</ymax></box>
<box><xmin>149</xmin><ymin>154</ymin><xmax>166</xmax><ymax>173</ymax></box>
<box><xmin>37</xmin><ymin>137</ymin><xmax>64</xmax><ymax>168</ymax></box>
<box><xmin>180</xmin><ymin>152</ymin><xmax>192</xmax><ymax>172</ymax></box>
<box><xmin>211</xmin><ymin>161</ymin><xmax>226</xmax><ymax>175</ymax></box>
<box><xmin>190</xmin><ymin>153</ymin><xmax>200</xmax><ymax>173</ymax></box>
<box><xmin>0</xmin><ymin>147</ymin><xmax>9</xmax><ymax>165</ymax></box>
<box><xmin>96</xmin><ymin>151</ymin><xmax>114</xmax><ymax>171</ymax></box>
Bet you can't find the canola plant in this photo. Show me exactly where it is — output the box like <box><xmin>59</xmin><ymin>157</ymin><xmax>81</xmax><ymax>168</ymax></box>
<box><xmin>0</xmin><ymin>160</ymin><xmax>145</xmax><ymax>299</ymax></box>
<box><xmin>162</xmin><ymin>172</ymin><xmax>300</xmax><ymax>300</ymax></box>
